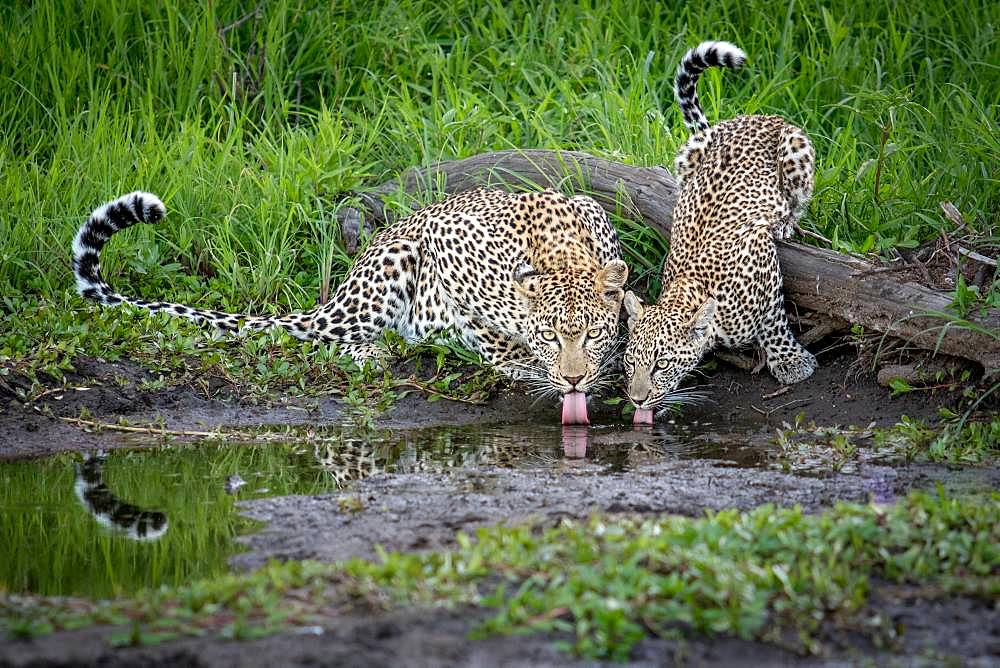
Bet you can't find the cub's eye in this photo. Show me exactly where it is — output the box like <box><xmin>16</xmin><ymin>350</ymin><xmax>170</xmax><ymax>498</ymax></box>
<box><xmin>586</xmin><ymin>327</ymin><xmax>603</xmax><ymax>340</ymax></box>
<box><xmin>539</xmin><ymin>330</ymin><xmax>557</xmax><ymax>342</ymax></box>
<box><xmin>655</xmin><ymin>358</ymin><xmax>672</xmax><ymax>370</ymax></box>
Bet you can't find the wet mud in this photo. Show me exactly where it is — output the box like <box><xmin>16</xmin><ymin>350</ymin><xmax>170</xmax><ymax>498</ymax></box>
<box><xmin>233</xmin><ymin>460</ymin><xmax>999</xmax><ymax>568</ymax></box>
<box><xmin>2</xmin><ymin>352</ymin><xmax>997</xmax><ymax>666</ymax></box>
<box><xmin>0</xmin><ymin>352</ymin><xmax>949</xmax><ymax>460</ymax></box>
<box><xmin>2</xmin><ymin>587</ymin><xmax>997</xmax><ymax>668</ymax></box>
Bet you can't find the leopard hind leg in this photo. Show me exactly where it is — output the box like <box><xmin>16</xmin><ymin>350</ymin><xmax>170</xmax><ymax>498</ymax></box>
<box><xmin>773</xmin><ymin>124</ymin><xmax>816</xmax><ymax>239</ymax></box>
<box><xmin>253</xmin><ymin>239</ymin><xmax>422</xmax><ymax>365</ymax></box>
<box><xmin>673</xmin><ymin>126</ymin><xmax>716</xmax><ymax>185</ymax></box>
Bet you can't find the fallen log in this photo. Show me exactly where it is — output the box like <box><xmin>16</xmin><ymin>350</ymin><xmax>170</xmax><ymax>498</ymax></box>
<box><xmin>340</xmin><ymin>149</ymin><xmax>1000</xmax><ymax>377</ymax></box>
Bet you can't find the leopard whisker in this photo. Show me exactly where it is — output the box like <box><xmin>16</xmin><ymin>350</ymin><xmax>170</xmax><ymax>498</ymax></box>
<box><xmin>527</xmin><ymin>386</ymin><xmax>561</xmax><ymax>407</ymax></box>
<box><xmin>660</xmin><ymin>393</ymin><xmax>713</xmax><ymax>408</ymax></box>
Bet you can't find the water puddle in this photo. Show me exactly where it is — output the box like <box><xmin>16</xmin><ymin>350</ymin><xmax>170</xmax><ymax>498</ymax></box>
<box><xmin>0</xmin><ymin>417</ymin><xmax>920</xmax><ymax>598</ymax></box>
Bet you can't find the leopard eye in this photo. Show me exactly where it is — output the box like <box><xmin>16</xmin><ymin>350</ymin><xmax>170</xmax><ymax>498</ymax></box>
<box><xmin>586</xmin><ymin>327</ymin><xmax>603</xmax><ymax>340</ymax></box>
<box><xmin>539</xmin><ymin>329</ymin><xmax>557</xmax><ymax>342</ymax></box>
<box><xmin>623</xmin><ymin>353</ymin><xmax>635</xmax><ymax>366</ymax></box>
<box><xmin>655</xmin><ymin>358</ymin><xmax>672</xmax><ymax>370</ymax></box>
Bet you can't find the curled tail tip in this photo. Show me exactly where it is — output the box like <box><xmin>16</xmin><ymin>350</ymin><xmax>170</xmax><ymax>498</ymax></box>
<box><xmin>104</xmin><ymin>191</ymin><xmax>166</xmax><ymax>224</ymax></box>
<box><xmin>76</xmin><ymin>191</ymin><xmax>166</xmax><ymax>246</ymax></box>
<box><xmin>128</xmin><ymin>190</ymin><xmax>166</xmax><ymax>222</ymax></box>
<box><xmin>674</xmin><ymin>40</ymin><xmax>747</xmax><ymax>132</ymax></box>
<box><xmin>84</xmin><ymin>191</ymin><xmax>166</xmax><ymax>232</ymax></box>
<box><xmin>685</xmin><ymin>41</ymin><xmax>747</xmax><ymax>71</ymax></box>
<box><xmin>73</xmin><ymin>191</ymin><xmax>165</xmax><ymax>303</ymax></box>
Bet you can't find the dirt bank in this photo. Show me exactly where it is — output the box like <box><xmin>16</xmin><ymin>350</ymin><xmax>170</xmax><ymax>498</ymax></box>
<box><xmin>0</xmin><ymin>351</ymin><xmax>950</xmax><ymax>460</ymax></box>
<box><xmin>2</xmin><ymin>352</ymin><xmax>996</xmax><ymax>667</ymax></box>
<box><xmin>2</xmin><ymin>585</ymin><xmax>996</xmax><ymax>667</ymax></box>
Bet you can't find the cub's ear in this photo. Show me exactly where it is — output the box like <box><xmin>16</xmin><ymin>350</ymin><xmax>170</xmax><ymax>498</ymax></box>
<box><xmin>687</xmin><ymin>297</ymin><xmax>717</xmax><ymax>342</ymax></box>
<box><xmin>623</xmin><ymin>291</ymin><xmax>646</xmax><ymax>333</ymax></box>
<box><xmin>595</xmin><ymin>259</ymin><xmax>628</xmax><ymax>307</ymax></box>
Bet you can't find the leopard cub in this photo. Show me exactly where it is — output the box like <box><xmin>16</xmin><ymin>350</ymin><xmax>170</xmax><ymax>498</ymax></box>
<box><xmin>625</xmin><ymin>41</ymin><xmax>818</xmax><ymax>424</ymax></box>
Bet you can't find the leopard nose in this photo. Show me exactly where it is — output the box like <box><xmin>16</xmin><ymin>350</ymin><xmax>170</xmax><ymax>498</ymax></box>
<box><xmin>629</xmin><ymin>392</ymin><xmax>648</xmax><ymax>405</ymax></box>
<box><xmin>563</xmin><ymin>375</ymin><xmax>584</xmax><ymax>388</ymax></box>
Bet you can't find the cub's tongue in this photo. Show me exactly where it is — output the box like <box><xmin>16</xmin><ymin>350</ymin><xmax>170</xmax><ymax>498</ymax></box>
<box><xmin>561</xmin><ymin>392</ymin><xmax>589</xmax><ymax>425</ymax></box>
<box><xmin>633</xmin><ymin>408</ymin><xmax>654</xmax><ymax>426</ymax></box>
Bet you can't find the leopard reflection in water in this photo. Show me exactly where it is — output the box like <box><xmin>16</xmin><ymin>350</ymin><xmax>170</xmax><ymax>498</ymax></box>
<box><xmin>74</xmin><ymin>454</ymin><xmax>168</xmax><ymax>541</ymax></box>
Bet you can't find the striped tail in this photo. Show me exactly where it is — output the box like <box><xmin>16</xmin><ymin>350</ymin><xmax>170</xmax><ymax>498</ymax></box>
<box><xmin>674</xmin><ymin>41</ymin><xmax>746</xmax><ymax>133</ymax></box>
<box><xmin>72</xmin><ymin>191</ymin><xmax>165</xmax><ymax>305</ymax></box>
<box><xmin>75</xmin><ymin>454</ymin><xmax>168</xmax><ymax>541</ymax></box>
<box><xmin>72</xmin><ymin>192</ymin><xmax>314</xmax><ymax>339</ymax></box>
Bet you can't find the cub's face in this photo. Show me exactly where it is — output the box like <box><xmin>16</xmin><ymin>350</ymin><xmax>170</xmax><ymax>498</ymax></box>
<box><xmin>514</xmin><ymin>260</ymin><xmax>628</xmax><ymax>395</ymax></box>
<box><xmin>622</xmin><ymin>292</ymin><xmax>717</xmax><ymax>412</ymax></box>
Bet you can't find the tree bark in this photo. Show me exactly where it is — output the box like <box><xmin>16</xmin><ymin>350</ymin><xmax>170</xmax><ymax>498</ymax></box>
<box><xmin>341</xmin><ymin>149</ymin><xmax>999</xmax><ymax>377</ymax></box>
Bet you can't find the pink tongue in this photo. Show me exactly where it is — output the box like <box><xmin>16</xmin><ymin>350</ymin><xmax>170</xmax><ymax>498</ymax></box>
<box><xmin>561</xmin><ymin>392</ymin><xmax>590</xmax><ymax>425</ymax></box>
<box><xmin>633</xmin><ymin>408</ymin><xmax>654</xmax><ymax>426</ymax></box>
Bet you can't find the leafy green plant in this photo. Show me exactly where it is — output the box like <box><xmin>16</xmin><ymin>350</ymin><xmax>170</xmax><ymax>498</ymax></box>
<box><xmin>874</xmin><ymin>414</ymin><xmax>1000</xmax><ymax>464</ymax></box>
<box><xmin>5</xmin><ymin>491</ymin><xmax>997</xmax><ymax>659</ymax></box>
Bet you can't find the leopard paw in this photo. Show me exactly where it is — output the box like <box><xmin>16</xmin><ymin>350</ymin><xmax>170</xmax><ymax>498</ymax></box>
<box><xmin>768</xmin><ymin>348</ymin><xmax>817</xmax><ymax>385</ymax></box>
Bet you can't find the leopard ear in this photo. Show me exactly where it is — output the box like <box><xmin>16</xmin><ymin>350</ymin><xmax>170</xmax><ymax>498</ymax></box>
<box><xmin>687</xmin><ymin>297</ymin><xmax>717</xmax><ymax>343</ymax></box>
<box><xmin>623</xmin><ymin>291</ymin><xmax>646</xmax><ymax>333</ymax></box>
<box><xmin>595</xmin><ymin>259</ymin><xmax>628</xmax><ymax>307</ymax></box>
<box><xmin>513</xmin><ymin>265</ymin><xmax>544</xmax><ymax>306</ymax></box>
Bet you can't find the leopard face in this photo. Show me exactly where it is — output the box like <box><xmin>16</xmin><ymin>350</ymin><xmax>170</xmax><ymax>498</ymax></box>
<box><xmin>622</xmin><ymin>292</ymin><xmax>717</xmax><ymax>411</ymax></box>
<box><xmin>514</xmin><ymin>260</ymin><xmax>627</xmax><ymax>395</ymax></box>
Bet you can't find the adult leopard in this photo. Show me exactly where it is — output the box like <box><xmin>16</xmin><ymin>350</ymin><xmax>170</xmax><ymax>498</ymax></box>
<box><xmin>72</xmin><ymin>188</ymin><xmax>627</xmax><ymax>423</ymax></box>
<box><xmin>623</xmin><ymin>41</ymin><xmax>818</xmax><ymax>424</ymax></box>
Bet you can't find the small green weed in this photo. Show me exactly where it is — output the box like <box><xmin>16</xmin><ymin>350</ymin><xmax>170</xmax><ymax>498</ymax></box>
<box><xmin>4</xmin><ymin>491</ymin><xmax>996</xmax><ymax>659</ymax></box>
<box><xmin>874</xmin><ymin>413</ymin><xmax>1000</xmax><ymax>464</ymax></box>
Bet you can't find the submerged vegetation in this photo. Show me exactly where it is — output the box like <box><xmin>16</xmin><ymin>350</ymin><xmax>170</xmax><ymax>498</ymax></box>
<box><xmin>3</xmin><ymin>490</ymin><xmax>997</xmax><ymax>658</ymax></box>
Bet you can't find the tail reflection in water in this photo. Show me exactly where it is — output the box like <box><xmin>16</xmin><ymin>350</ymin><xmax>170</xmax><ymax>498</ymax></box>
<box><xmin>74</xmin><ymin>454</ymin><xmax>168</xmax><ymax>541</ymax></box>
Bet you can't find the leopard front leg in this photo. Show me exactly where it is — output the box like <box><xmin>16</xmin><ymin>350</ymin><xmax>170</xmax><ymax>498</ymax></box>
<box><xmin>758</xmin><ymin>295</ymin><xmax>817</xmax><ymax>385</ymax></box>
<box><xmin>334</xmin><ymin>342</ymin><xmax>390</xmax><ymax>368</ymax></box>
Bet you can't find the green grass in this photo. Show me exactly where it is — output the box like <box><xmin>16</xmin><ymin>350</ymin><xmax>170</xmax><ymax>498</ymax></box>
<box><xmin>2</xmin><ymin>0</ymin><xmax>997</xmax><ymax>304</ymax></box>
<box><xmin>3</xmin><ymin>490</ymin><xmax>997</xmax><ymax>658</ymax></box>
<box><xmin>0</xmin><ymin>293</ymin><xmax>502</xmax><ymax>410</ymax></box>
<box><xmin>874</xmin><ymin>413</ymin><xmax>1000</xmax><ymax>464</ymax></box>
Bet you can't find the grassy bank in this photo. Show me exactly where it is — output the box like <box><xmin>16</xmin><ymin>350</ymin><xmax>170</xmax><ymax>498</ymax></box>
<box><xmin>3</xmin><ymin>0</ymin><xmax>997</xmax><ymax>461</ymax></box>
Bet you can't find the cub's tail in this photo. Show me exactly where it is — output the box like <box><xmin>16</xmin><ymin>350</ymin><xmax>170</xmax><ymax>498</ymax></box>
<box><xmin>674</xmin><ymin>40</ymin><xmax>746</xmax><ymax>133</ymax></box>
<box><xmin>72</xmin><ymin>192</ymin><xmax>312</xmax><ymax>339</ymax></box>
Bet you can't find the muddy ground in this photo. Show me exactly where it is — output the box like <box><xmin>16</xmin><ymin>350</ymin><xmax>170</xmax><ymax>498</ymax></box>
<box><xmin>3</xmin><ymin>591</ymin><xmax>998</xmax><ymax>668</ymax></box>
<box><xmin>0</xmin><ymin>350</ymin><xmax>952</xmax><ymax>460</ymax></box>
<box><xmin>2</xmin><ymin>351</ymin><xmax>998</xmax><ymax>666</ymax></box>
